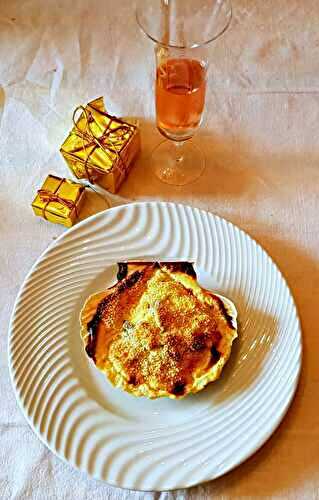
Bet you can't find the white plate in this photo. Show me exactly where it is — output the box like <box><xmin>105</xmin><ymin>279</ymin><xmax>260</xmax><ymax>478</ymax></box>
<box><xmin>9</xmin><ymin>202</ymin><xmax>302</xmax><ymax>491</ymax></box>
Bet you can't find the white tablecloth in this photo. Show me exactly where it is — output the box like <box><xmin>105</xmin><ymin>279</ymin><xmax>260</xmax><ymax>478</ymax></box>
<box><xmin>1</xmin><ymin>0</ymin><xmax>319</xmax><ymax>498</ymax></box>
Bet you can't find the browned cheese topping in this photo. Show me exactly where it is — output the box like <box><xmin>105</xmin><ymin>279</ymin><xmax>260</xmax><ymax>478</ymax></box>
<box><xmin>83</xmin><ymin>262</ymin><xmax>236</xmax><ymax>398</ymax></box>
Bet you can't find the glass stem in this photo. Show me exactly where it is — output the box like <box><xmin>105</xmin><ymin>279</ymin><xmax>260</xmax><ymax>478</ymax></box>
<box><xmin>174</xmin><ymin>141</ymin><xmax>185</xmax><ymax>164</ymax></box>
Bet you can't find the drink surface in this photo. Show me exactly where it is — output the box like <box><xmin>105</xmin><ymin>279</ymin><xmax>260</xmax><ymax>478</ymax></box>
<box><xmin>156</xmin><ymin>58</ymin><xmax>206</xmax><ymax>141</ymax></box>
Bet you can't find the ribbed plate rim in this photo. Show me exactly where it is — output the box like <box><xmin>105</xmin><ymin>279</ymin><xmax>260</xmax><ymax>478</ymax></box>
<box><xmin>8</xmin><ymin>201</ymin><xmax>302</xmax><ymax>491</ymax></box>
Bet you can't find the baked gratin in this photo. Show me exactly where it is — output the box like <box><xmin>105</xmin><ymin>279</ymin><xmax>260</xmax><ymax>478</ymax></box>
<box><xmin>80</xmin><ymin>262</ymin><xmax>238</xmax><ymax>399</ymax></box>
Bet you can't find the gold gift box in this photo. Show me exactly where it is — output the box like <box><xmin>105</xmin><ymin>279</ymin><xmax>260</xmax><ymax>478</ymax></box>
<box><xmin>32</xmin><ymin>175</ymin><xmax>86</xmax><ymax>227</ymax></box>
<box><xmin>60</xmin><ymin>97</ymin><xmax>140</xmax><ymax>193</ymax></box>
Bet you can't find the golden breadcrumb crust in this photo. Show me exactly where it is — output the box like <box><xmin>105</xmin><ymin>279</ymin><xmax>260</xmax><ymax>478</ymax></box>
<box><xmin>80</xmin><ymin>262</ymin><xmax>237</xmax><ymax>399</ymax></box>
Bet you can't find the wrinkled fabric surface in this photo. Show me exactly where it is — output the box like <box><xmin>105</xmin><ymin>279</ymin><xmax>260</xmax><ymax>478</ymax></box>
<box><xmin>1</xmin><ymin>1</ymin><xmax>319</xmax><ymax>499</ymax></box>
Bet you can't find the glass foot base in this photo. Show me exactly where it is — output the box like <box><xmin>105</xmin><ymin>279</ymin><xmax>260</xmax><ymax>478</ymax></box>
<box><xmin>151</xmin><ymin>140</ymin><xmax>205</xmax><ymax>186</ymax></box>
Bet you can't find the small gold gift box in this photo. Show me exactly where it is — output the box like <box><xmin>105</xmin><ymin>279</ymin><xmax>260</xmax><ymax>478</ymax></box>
<box><xmin>32</xmin><ymin>175</ymin><xmax>86</xmax><ymax>227</ymax></box>
<box><xmin>60</xmin><ymin>97</ymin><xmax>140</xmax><ymax>193</ymax></box>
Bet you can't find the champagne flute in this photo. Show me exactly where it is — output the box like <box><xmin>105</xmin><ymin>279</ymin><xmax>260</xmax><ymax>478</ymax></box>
<box><xmin>136</xmin><ymin>0</ymin><xmax>232</xmax><ymax>186</ymax></box>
